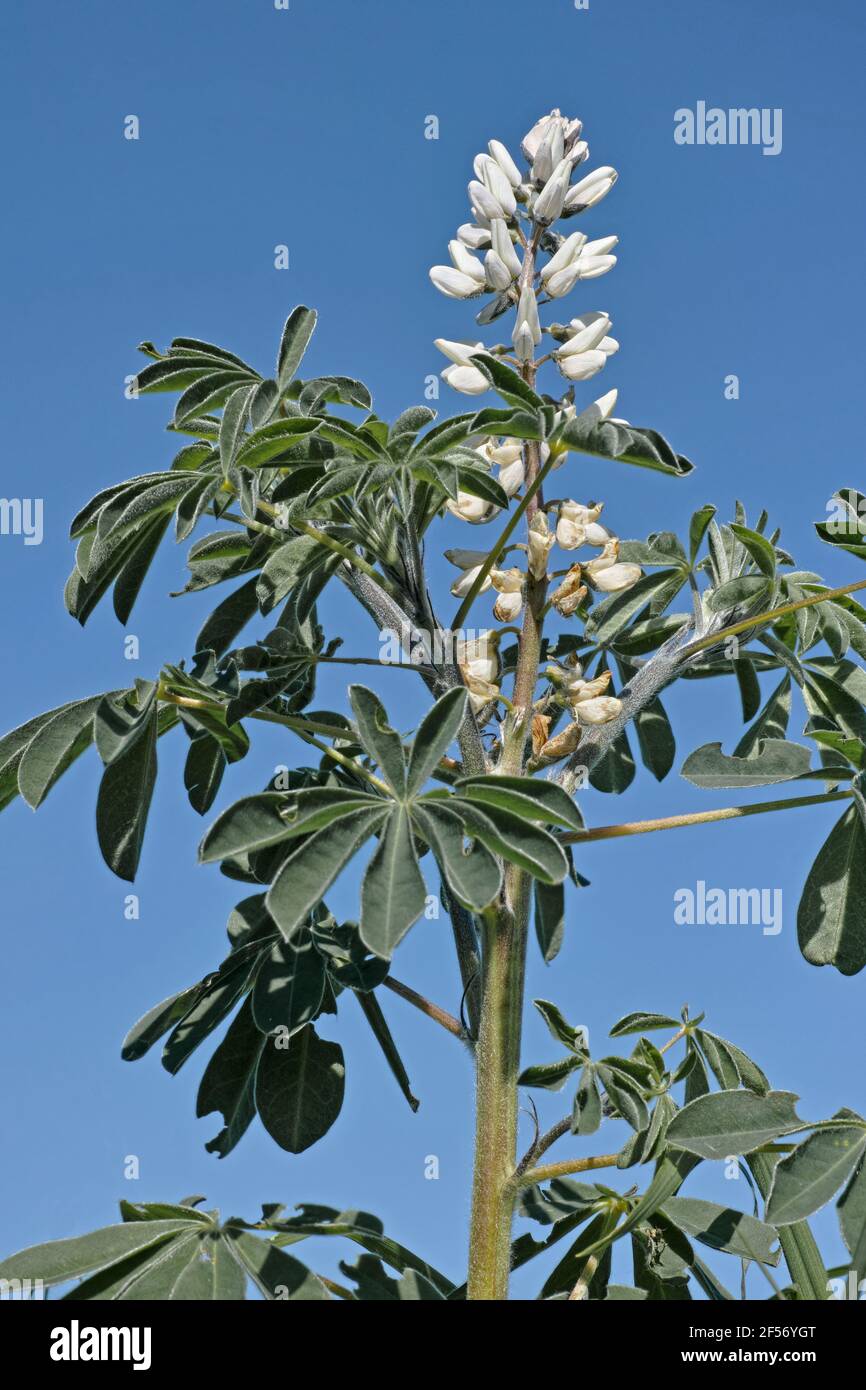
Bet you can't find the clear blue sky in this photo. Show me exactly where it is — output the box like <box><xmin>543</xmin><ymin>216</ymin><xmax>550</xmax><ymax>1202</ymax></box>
<box><xmin>1</xmin><ymin>0</ymin><xmax>864</xmax><ymax>1295</ymax></box>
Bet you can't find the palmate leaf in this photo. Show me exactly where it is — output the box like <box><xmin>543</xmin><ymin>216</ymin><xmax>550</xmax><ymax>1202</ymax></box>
<box><xmin>359</xmin><ymin>806</ymin><xmax>428</xmax><ymax>958</ymax></box>
<box><xmin>0</xmin><ymin>1198</ymin><xmax>336</xmax><ymax>1301</ymax></box>
<box><xmin>197</xmin><ymin>997</ymin><xmax>266</xmax><ymax>1158</ymax></box>
<box><xmin>266</xmin><ymin>1206</ymin><xmax>456</xmax><ymax>1297</ymax></box>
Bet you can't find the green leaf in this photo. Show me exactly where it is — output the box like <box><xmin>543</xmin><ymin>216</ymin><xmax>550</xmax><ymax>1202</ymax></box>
<box><xmin>471</xmin><ymin>354</ymin><xmax>544</xmax><ymax>410</ymax></box>
<box><xmin>689</xmin><ymin>505</ymin><xmax>716</xmax><ymax>563</ymax></box>
<box><xmin>121</xmin><ymin>983</ymin><xmax>209</xmax><ymax>1062</ymax></box>
<box><xmin>266</xmin><ymin>807</ymin><xmax>388</xmax><ymax>942</ymax></box>
<box><xmin>681</xmin><ymin>739</ymin><xmax>813</xmax><ymax>789</ymax></box>
<box><xmin>730</xmin><ymin>523</ymin><xmax>777</xmax><ymax>578</ymax></box>
<box><xmin>354</xmin><ymin>990</ymin><xmax>419</xmax><ymax>1112</ymax></box>
<box><xmin>609</xmin><ymin>1011</ymin><xmax>680</xmax><ymax>1038</ymax></box>
<box><xmin>706</xmin><ymin>575</ymin><xmax>773</xmax><ymax>615</ymax></box>
<box><xmin>95</xmin><ymin>703</ymin><xmax>158</xmax><ymax>880</ymax></box>
<box><xmin>587</xmin><ymin>571</ymin><xmax>683</xmax><ymax>643</ymax></box>
<box><xmin>267</xmin><ymin>1206</ymin><xmax>455</xmax><ymax>1296</ymax></box>
<box><xmin>454</xmin><ymin>774</ymin><xmax>584</xmax><ymax>831</ymax></box>
<box><xmin>838</xmin><ymin>1151</ymin><xmax>866</xmax><ymax>1277</ymax></box>
<box><xmin>734</xmin><ymin>676</ymin><xmax>791</xmax><ymax>758</ymax></box>
<box><xmin>200</xmin><ymin>788</ymin><xmax>377</xmax><ymax>863</ymax></box>
<box><xmin>276</xmin><ymin>307</ymin><xmax>318</xmax><ymax>391</ymax></box>
<box><xmin>219</xmin><ymin>384</ymin><xmax>257</xmax><ymax>477</ymax></box>
<box><xmin>798</xmin><ymin>805</ymin><xmax>866</xmax><ymax>975</ymax></box>
<box><xmin>349</xmin><ymin>686</ymin><xmax>407</xmax><ymax>795</ymax></box>
<box><xmin>533</xmin><ymin>998</ymin><xmax>586</xmax><ymax>1053</ymax></box>
<box><xmin>196</xmin><ymin>576</ymin><xmax>261</xmax><ymax>657</ymax></box>
<box><xmin>254</xmin><ymin>1024</ymin><xmax>345</xmax><ymax>1154</ymax></box>
<box><xmin>225</xmin><ymin>1230</ymin><xmax>328</xmax><ymax>1300</ymax></box>
<box><xmin>412</xmin><ymin>802</ymin><xmax>501</xmax><ymax>912</ymax></box>
<box><xmin>252</xmin><ymin>934</ymin><xmax>326</xmax><ymax>1035</ymax></box>
<box><xmin>405</xmin><ymin>688</ymin><xmax>467</xmax><ymax>797</ymax></box>
<box><xmin>162</xmin><ymin>952</ymin><xmax>261</xmax><ymax>1075</ymax></box>
<box><xmin>573</xmin><ymin>1064</ymin><xmax>603</xmax><ymax>1134</ymax></box>
<box><xmin>663</xmin><ymin>1197</ymin><xmax>780</xmax><ymax>1264</ymax></box>
<box><xmin>633</xmin><ymin>696</ymin><xmax>676</xmax><ymax>781</ymax></box>
<box><xmin>554</xmin><ymin>416</ymin><xmax>694</xmax><ymax>478</ymax></box>
<box><xmin>534</xmin><ymin>879</ymin><xmax>566</xmax><ymax>963</ymax></box>
<box><xmin>815</xmin><ymin>488</ymin><xmax>866</xmax><ymax>561</ymax></box>
<box><xmin>518</xmin><ymin>1055</ymin><xmax>582</xmax><ymax>1091</ymax></box>
<box><xmin>197</xmin><ymin>997</ymin><xmax>266</xmax><ymax>1158</ymax></box>
<box><xmin>766</xmin><ymin>1126</ymin><xmax>866</xmax><ymax>1226</ymax></box>
<box><xmin>360</xmin><ymin>807</ymin><xmax>427</xmax><ymax>958</ymax></box>
<box><xmin>235</xmin><ymin>418</ymin><xmax>321</xmax><ymax>468</ymax></box>
<box><xmin>184</xmin><ymin>734</ymin><xmax>226</xmax><ymax>815</ymax></box>
<box><xmin>596</xmin><ymin>1062</ymin><xmax>649</xmax><ymax>1132</ymax></box>
<box><xmin>15</xmin><ymin>695</ymin><xmax>103</xmax><ymax>808</ymax></box>
<box><xmin>667</xmin><ymin>1089</ymin><xmax>805</xmax><ymax>1161</ymax></box>
<box><xmin>171</xmin><ymin>1234</ymin><xmax>247</xmax><ymax>1299</ymax></box>
<box><xmin>0</xmin><ymin>1220</ymin><xmax>194</xmax><ymax>1287</ymax></box>
<box><xmin>456</xmin><ymin>801</ymin><xmax>568</xmax><ymax>885</ymax></box>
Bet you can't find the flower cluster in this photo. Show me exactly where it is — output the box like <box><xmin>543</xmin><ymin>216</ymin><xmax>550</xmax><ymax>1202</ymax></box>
<box><xmin>429</xmin><ymin>109</ymin><xmax>619</xmax><ymax>396</ymax></box>
<box><xmin>432</xmin><ymin>110</ymin><xmax>633</xmax><ymax>738</ymax></box>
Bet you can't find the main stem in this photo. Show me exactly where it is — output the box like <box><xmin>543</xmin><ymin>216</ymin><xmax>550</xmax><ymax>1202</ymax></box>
<box><xmin>467</xmin><ymin>237</ymin><xmax>545</xmax><ymax>1300</ymax></box>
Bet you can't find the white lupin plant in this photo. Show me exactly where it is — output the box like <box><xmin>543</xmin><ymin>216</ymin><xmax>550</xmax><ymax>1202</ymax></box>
<box><xmin>430</xmin><ymin>108</ymin><xmax>641</xmax><ymax>731</ymax></box>
<box><xmin>3</xmin><ymin>100</ymin><xmax>865</xmax><ymax>1312</ymax></box>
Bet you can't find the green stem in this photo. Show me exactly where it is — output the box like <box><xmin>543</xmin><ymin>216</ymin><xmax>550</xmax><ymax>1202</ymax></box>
<box><xmin>520</xmin><ymin>1152</ymin><xmax>621</xmax><ymax>1188</ymax></box>
<box><xmin>467</xmin><ymin>282</ymin><xmax>547</xmax><ymax>1297</ymax></box>
<box><xmin>681</xmin><ymin>576</ymin><xmax>866</xmax><ymax>658</ymax></box>
<box><xmin>560</xmin><ymin>790</ymin><xmax>852</xmax><ymax>846</ymax></box>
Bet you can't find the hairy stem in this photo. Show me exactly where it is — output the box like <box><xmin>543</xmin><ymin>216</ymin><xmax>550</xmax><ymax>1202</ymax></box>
<box><xmin>560</xmin><ymin>789</ymin><xmax>853</xmax><ymax>845</ymax></box>
<box><xmin>467</xmin><ymin>253</ymin><xmax>545</xmax><ymax>1298</ymax></box>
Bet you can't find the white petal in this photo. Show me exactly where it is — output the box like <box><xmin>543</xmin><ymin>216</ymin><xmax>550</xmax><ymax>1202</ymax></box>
<box><xmin>457</xmin><ymin>223</ymin><xmax>491</xmax><ymax>249</ymax></box>
<box><xmin>449</xmin><ymin>241</ymin><xmax>487</xmax><ymax>283</ymax></box>
<box><xmin>430</xmin><ymin>266</ymin><xmax>481</xmax><ymax>299</ymax></box>
<box><xmin>488</xmin><ymin>139</ymin><xmax>523</xmax><ymax>188</ymax></box>
<box><xmin>442</xmin><ymin>363</ymin><xmax>491</xmax><ymax>395</ymax></box>
<box><xmin>558</xmin><ymin>350</ymin><xmax>608</xmax><ymax>382</ymax></box>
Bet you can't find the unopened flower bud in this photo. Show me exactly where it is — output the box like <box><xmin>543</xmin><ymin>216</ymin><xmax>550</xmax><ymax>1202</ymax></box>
<box><xmin>446</xmin><ymin>491</ymin><xmax>499</xmax><ymax>523</ymax></box>
<box><xmin>469</xmin><ymin>178</ymin><xmax>510</xmax><ymax>223</ymax></box>
<box><xmin>563</xmin><ymin>166</ymin><xmax>618</xmax><ymax>214</ymax></box>
<box><xmin>450</xmin><ymin>564</ymin><xmax>492</xmax><ymax>598</ymax></box>
<box><xmin>533</xmin><ymin>169</ymin><xmax>569</xmax><ymax>225</ymax></box>
<box><xmin>458</xmin><ymin>223</ymin><xmax>492</xmax><ymax>249</ymax></box>
<box><xmin>430</xmin><ymin>266</ymin><xmax>483</xmax><ymax>299</ymax></box>
<box><xmin>586</xmin><ymin>562</ymin><xmax>642</xmax><ymax>593</ymax></box>
<box><xmin>485</xmin><ymin>250</ymin><xmax>513</xmax><ymax>290</ymax></box>
<box><xmin>493</xmin><ymin>589</ymin><xmax>524</xmax><ymax>622</ymax></box>
<box><xmin>488</xmin><ymin>139</ymin><xmax>523</xmax><ymax>189</ymax></box>
<box><xmin>445</xmin><ymin>547</ymin><xmax>490</xmax><ymax>569</ymax></box>
<box><xmin>573</xmin><ymin>695</ymin><xmax>622</xmax><ymax>725</ymax></box>
<box><xmin>557</xmin><ymin>314</ymin><xmax>612</xmax><ymax>356</ymax></box>
<box><xmin>448</xmin><ymin>240</ymin><xmax>487</xmax><ymax>284</ymax></box>
<box><xmin>558</xmin><ymin>349</ymin><xmax>608</xmax><ymax>382</ymax></box>
<box><xmin>490</xmin><ymin>219</ymin><xmax>523</xmax><ymax>277</ymax></box>
<box><xmin>528</xmin><ymin>513</ymin><xmax>554</xmax><ymax>579</ymax></box>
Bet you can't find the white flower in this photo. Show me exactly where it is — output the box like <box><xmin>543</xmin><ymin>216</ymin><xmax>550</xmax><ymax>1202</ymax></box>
<box><xmin>434</xmin><ymin>338</ymin><xmax>485</xmax><ymax>366</ymax></box>
<box><xmin>557</xmin><ymin>349</ymin><xmax>608</xmax><ymax>382</ymax></box>
<box><xmin>515</xmin><ymin>285</ymin><xmax>542</xmax><ymax>344</ymax></box>
<box><xmin>490</xmin><ymin>219</ymin><xmax>522</xmax><ymax>277</ymax></box>
<box><xmin>487</xmin><ymin>437</ymin><xmax>523</xmax><ymax>467</ymax></box>
<box><xmin>446</xmin><ymin>491</ymin><xmax>499</xmax><ymax>524</ymax></box>
<box><xmin>574</xmin><ymin>695</ymin><xmax>622</xmax><ymax>725</ymax></box>
<box><xmin>531</xmin><ymin>124</ymin><xmax>564</xmax><ymax>185</ymax></box>
<box><xmin>566</xmin><ymin>670</ymin><xmax>612</xmax><ymax>703</ymax></box>
<box><xmin>513</xmin><ymin>321</ymin><xmax>535</xmax><ymax>362</ymax></box>
<box><xmin>522</xmin><ymin>110</ymin><xmax>576</xmax><ymax>163</ymax></box>
<box><xmin>479</xmin><ymin>158</ymin><xmax>517</xmax><ymax>218</ymax></box>
<box><xmin>434</xmin><ymin>339</ymin><xmax>489</xmax><ymax>396</ymax></box>
<box><xmin>445</xmin><ymin>547</ymin><xmax>490</xmax><ymax>569</ymax></box>
<box><xmin>556</xmin><ymin>500</ymin><xmax>604</xmax><ymax>550</ymax></box>
<box><xmin>528</xmin><ymin>513</ymin><xmax>554</xmax><ymax>579</ymax></box>
<box><xmin>498</xmin><ymin>457</ymin><xmax>525</xmax><ymax>497</ymax></box>
<box><xmin>442</xmin><ymin>364</ymin><xmax>489</xmax><ymax>395</ymax></box>
<box><xmin>457</xmin><ymin>631</ymin><xmax>501</xmax><ymax>702</ymax></box>
<box><xmin>583</xmin><ymin>235</ymin><xmax>619</xmax><ymax>257</ymax></box>
<box><xmin>533</xmin><ymin>167</ymin><xmax>569</xmax><ymax>225</ymax></box>
<box><xmin>493</xmin><ymin>589</ymin><xmax>524</xmax><ymax>622</ymax></box>
<box><xmin>587</xmin><ymin>563</ymin><xmax>642</xmax><ymax>593</ymax></box>
<box><xmin>488</xmin><ymin>139</ymin><xmax>523</xmax><ymax>188</ymax></box>
<box><xmin>450</xmin><ymin>564</ymin><xmax>492</xmax><ymax>598</ymax></box>
<box><xmin>574</xmin><ymin>254</ymin><xmax>617</xmax><ymax>281</ymax></box>
<box><xmin>540</xmin><ymin>232</ymin><xmax>588</xmax><ymax>284</ymax></box>
<box><xmin>563</xmin><ymin>166</ymin><xmax>618</xmax><ymax>214</ymax></box>
<box><xmin>556</xmin><ymin>314</ymin><xmax>612</xmax><ymax>356</ymax></box>
<box><xmin>458</xmin><ymin>223</ymin><xmax>491</xmax><ymax>249</ymax></box>
<box><xmin>448</xmin><ymin>240</ymin><xmax>486</xmax><ymax>284</ymax></box>
<box><xmin>584</xmin><ymin>542</ymin><xmax>642</xmax><ymax>592</ymax></box>
<box><xmin>577</xmin><ymin>388</ymin><xmax>619</xmax><ymax>426</ymax></box>
<box><xmin>430</xmin><ymin>266</ymin><xmax>482</xmax><ymax>299</ymax></box>
<box><xmin>545</xmin><ymin>264</ymin><xmax>583</xmax><ymax>299</ymax></box>
<box><xmin>469</xmin><ymin>178</ymin><xmax>509</xmax><ymax>222</ymax></box>
<box><xmin>485</xmin><ymin>251</ymin><xmax>513</xmax><ymax>290</ymax></box>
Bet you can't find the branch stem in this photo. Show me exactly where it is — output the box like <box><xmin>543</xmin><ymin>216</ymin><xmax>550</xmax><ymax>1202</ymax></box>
<box><xmin>560</xmin><ymin>790</ymin><xmax>852</xmax><ymax>845</ymax></box>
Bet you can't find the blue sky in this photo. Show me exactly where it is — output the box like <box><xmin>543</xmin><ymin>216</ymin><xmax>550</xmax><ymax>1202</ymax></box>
<box><xmin>1</xmin><ymin>0</ymin><xmax>864</xmax><ymax>1296</ymax></box>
